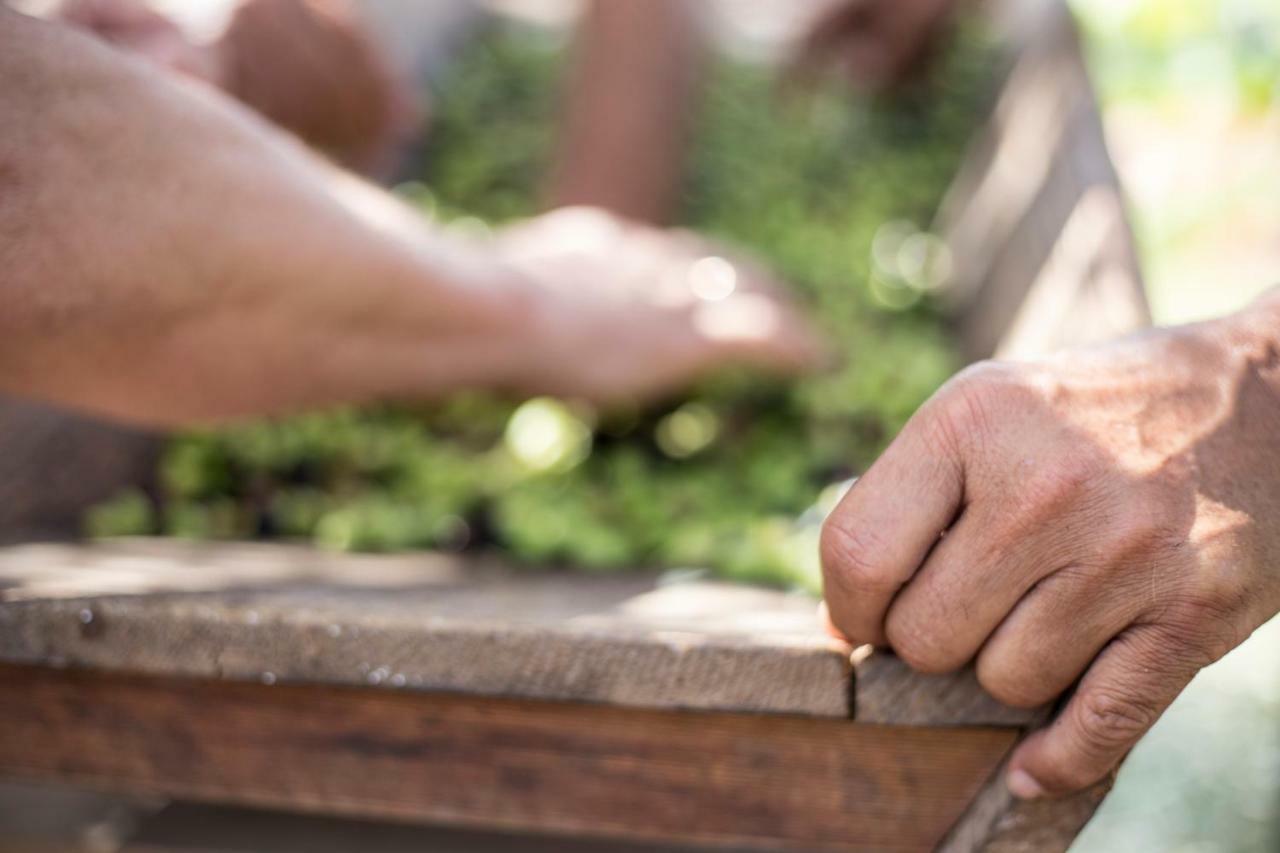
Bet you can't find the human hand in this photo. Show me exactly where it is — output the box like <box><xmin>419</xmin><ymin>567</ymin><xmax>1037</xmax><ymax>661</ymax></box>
<box><xmin>820</xmin><ymin>293</ymin><xmax>1280</xmax><ymax>798</ymax></box>
<box><xmin>492</xmin><ymin>208</ymin><xmax>823</xmax><ymax>405</ymax></box>
<box><xmin>219</xmin><ymin>0</ymin><xmax>419</xmax><ymax>176</ymax></box>
<box><xmin>792</xmin><ymin>0</ymin><xmax>961</xmax><ymax>92</ymax></box>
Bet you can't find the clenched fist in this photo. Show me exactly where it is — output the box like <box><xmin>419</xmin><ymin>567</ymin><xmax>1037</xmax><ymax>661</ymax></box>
<box><xmin>821</xmin><ymin>289</ymin><xmax>1280</xmax><ymax>798</ymax></box>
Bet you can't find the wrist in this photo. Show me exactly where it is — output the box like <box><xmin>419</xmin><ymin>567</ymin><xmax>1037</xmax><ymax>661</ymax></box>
<box><xmin>1210</xmin><ymin>285</ymin><xmax>1280</xmax><ymax>397</ymax></box>
<box><xmin>1220</xmin><ymin>285</ymin><xmax>1280</xmax><ymax>361</ymax></box>
<box><xmin>470</xmin><ymin>260</ymin><xmax>580</xmax><ymax>398</ymax></box>
<box><xmin>366</xmin><ymin>248</ymin><xmax>555</xmax><ymax>401</ymax></box>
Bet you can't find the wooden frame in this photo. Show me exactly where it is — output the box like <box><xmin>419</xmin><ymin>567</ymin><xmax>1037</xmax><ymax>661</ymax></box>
<box><xmin>0</xmin><ymin>537</ymin><xmax>1106</xmax><ymax>852</ymax></box>
<box><xmin>1</xmin><ymin>665</ymin><xmax>1016</xmax><ymax>852</ymax></box>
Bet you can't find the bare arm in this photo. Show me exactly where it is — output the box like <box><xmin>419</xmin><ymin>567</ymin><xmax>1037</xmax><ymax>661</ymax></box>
<box><xmin>0</xmin><ymin>10</ymin><xmax>816</xmax><ymax>427</ymax></box>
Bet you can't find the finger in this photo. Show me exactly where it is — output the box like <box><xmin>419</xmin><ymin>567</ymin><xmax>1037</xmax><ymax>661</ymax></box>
<box><xmin>882</xmin><ymin>494</ymin><xmax>1105</xmax><ymax>673</ymax></box>
<box><xmin>1006</xmin><ymin>624</ymin><xmax>1200</xmax><ymax>798</ymax></box>
<box><xmin>817</xmin><ymin>600</ymin><xmax>851</xmax><ymax>642</ymax></box>
<box><xmin>820</xmin><ymin>403</ymin><xmax>965</xmax><ymax>645</ymax></box>
<box><xmin>974</xmin><ymin>564</ymin><xmax>1146</xmax><ymax>707</ymax></box>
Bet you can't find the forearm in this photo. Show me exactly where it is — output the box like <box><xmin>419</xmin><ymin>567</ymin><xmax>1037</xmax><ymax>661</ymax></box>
<box><xmin>0</xmin><ymin>10</ymin><xmax>536</xmax><ymax>426</ymax></box>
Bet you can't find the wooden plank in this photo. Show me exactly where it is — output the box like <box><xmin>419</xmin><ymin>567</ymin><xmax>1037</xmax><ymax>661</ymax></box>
<box><xmin>122</xmin><ymin>802</ymin><xmax>716</xmax><ymax>852</ymax></box>
<box><xmin>936</xmin><ymin>746</ymin><xmax>1113</xmax><ymax>853</ymax></box>
<box><xmin>937</xmin><ymin>0</ymin><xmax>1150</xmax><ymax>361</ymax></box>
<box><xmin>0</xmin><ymin>539</ymin><xmax>1034</xmax><ymax>726</ymax></box>
<box><xmin>853</xmin><ymin>651</ymin><xmax>1037</xmax><ymax>727</ymax></box>
<box><xmin>0</xmin><ymin>665</ymin><xmax>1018</xmax><ymax>853</ymax></box>
<box><xmin>0</xmin><ymin>540</ymin><xmax>854</xmax><ymax>719</ymax></box>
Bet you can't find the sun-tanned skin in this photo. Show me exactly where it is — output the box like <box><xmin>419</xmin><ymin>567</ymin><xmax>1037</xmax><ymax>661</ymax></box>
<box><xmin>0</xmin><ymin>9</ymin><xmax>817</xmax><ymax>427</ymax></box>
<box><xmin>822</xmin><ymin>292</ymin><xmax>1280</xmax><ymax>797</ymax></box>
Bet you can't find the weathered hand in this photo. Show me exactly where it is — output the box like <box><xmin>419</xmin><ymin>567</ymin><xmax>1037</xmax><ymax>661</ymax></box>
<box><xmin>494</xmin><ymin>207</ymin><xmax>823</xmax><ymax>405</ymax></box>
<box><xmin>820</xmin><ymin>293</ymin><xmax>1280</xmax><ymax>798</ymax></box>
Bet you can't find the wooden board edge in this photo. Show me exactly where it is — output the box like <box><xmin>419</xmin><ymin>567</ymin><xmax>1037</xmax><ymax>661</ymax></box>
<box><xmin>935</xmin><ymin>704</ymin><xmax>1112</xmax><ymax>853</ymax></box>
<box><xmin>0</xmin><ymin>663</ymin><xmax>1019</xmax><ymax>853</ymax></box>
<box><xmin>0</xmin><ymin>593</ymin><xmax>853</xmax><ymax>719</ymax></box>
<box><xmin>853</xmin><ymin>651</ymin><xmax>1041</xmax><ymax>727</ymax></box>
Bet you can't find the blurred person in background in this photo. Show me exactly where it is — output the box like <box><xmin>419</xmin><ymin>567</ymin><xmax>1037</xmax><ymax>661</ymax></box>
<box><xmin>4</xmin><ymin>0</ymin><xmax>1280</xmax><ymax>808</ymax></box>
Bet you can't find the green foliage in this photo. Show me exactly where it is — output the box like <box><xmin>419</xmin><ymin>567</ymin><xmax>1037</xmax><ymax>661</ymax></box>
<box><xmin>92</xmin><ymin>23</ymin><xmax>996</xmax><ymax>591</ymax></box>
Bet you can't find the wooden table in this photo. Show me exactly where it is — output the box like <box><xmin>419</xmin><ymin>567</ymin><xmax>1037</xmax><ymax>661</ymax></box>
<box><xmin>0</xmin><ymin>540</ymin><xmax>1105</xmax><ymax>852</ymax></box>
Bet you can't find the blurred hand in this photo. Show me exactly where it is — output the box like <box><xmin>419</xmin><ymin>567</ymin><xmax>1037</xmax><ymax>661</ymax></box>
<box><xmin>57</xmin><ymin>0</ymin><xmax>416</xmax><ymax>177</ymax></box>
<box><xmin>220</xmin><ymin>0</ymin><xmax>419</xmax><ymax>176</ymax></box>
<box><xmin>56</xmin><ymin>0</ymin><xmax>222</xmax><ymax>83</ymax></box>
<box><xmin>494</xmin><ymin>208</ymin><xmax>823</xmax><ymax>405</ymax></box>
<box><xmin>820</xmin><ymin>295</ymin><xmax>1280</xmax><ymax>797</ymax></box>
<box><xmin>792</xmin><ymin>0</ymin><xmax>961</xmax><ymax>92</ymax></box>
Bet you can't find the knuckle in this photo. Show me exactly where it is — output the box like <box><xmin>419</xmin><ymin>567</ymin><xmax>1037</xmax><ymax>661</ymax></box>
<box><xmin>976</xmin><ymin>657</ymin><xmax>1056</xmax><ymax>709</ymax></box>
<box><xmin>1073</xmin><ymin>688</ymin><xmax>1158</xmax><ymax>757</ymax></box>
<box><xmin>929</xmin><ymin>361</ymin><xmax>1014</xmax><ymax>447</ymax></box>
<box><xmin>885</xmin><ymin>615</ymin><xmax>960</xmax><ymax>674</ymax></box>
<box><xmin>1108</xmin><ymin>509</ymin><xmax>1167</xmax><ymax>559</ymax></box>
<box><xmin>1020</xmin><ymin>454</ymin><xmax>1103</xmax><ymax>514</ymax></box>
<box><xmin>1105</xmin><ymin>489</ymin><xmax>1184</xmax><ymax>560</ymax></box>
<box><xmin>819</xmin><ymin>519</ymin><xmax>900</xmax><ymax>595</ymax></box>
<box><xmin>1162</xmin><ymin>595</ymin><xmax>1248</xmax><ymax>663</ymax></box>
<box><xmin>948</xmin><ymin>359</ymin><xmax>1021</xmax><ymax>397</ymax></box>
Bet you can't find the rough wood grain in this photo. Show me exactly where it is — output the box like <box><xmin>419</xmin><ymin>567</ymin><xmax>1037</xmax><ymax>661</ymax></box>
<box><xmin>0</xmin><ymin>665</ymin><xmax>1018</xmax><ymax>853</ymax></box>
<box><xmin>936</xmin><ymin>743</ymin><xmax>1113</xmax><ymax>853</ymax></box>
<box><xmin>853</xmin><ymin>652</ymin><xmax>1039</xmax><ymax>727</ymax></box>
<box><xmin>0</xmin><ymin>540</ymin><xmax>1036</xmax><ymax>726</ymax></box>
<box><xmin>0</xmin><ymin>539</ymin><xmax>857</xmax><ymax>719</ymax></box>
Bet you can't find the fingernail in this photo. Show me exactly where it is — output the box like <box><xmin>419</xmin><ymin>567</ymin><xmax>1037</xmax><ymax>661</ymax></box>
<box><xmin>1007</xmin><ymin>769</ymin><xmax>1046</xmax><ymax>800</ymax></box>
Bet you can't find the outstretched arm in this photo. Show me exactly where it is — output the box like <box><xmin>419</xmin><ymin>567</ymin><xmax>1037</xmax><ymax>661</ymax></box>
<box><xmin>0</xmin><ymin>10</ymin><xmax>816</xmax><ymax>427</ymax></box>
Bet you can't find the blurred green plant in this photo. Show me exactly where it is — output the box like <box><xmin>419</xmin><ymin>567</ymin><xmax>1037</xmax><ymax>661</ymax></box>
<box><xmin>89</xmin><ymin>22</ymin><xmax>996</xmax><ymax>591</ymax></box>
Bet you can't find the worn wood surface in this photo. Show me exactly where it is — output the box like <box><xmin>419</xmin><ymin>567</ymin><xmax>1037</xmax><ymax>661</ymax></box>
<box><xmin>853</xmin><ymin>651</ymin><xmax>1036</xmax><ymax>727</ymax></box>
<box><xmin>0</xmin><ymin>665</ymin><xmax>1017</xmax><ymax>853</ymax></box>
<box><xmin>121</xmin><ymin>802</ymin><xmax>706</xmax><ymax>853</ymax></box>
<box><xmin>0</xmin><ymin>539</ymin><xmax>853</xmax><ymax>719</ymax></box>
<box><xmin>0</xmin><ymin>539</ymin><xmax>1038</xmax><ymax>727</ymax></box>
<box><xmin>936</xmin><ymin>741</ymin><xmax>1113</xmax><ymax>853</ymax></box>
